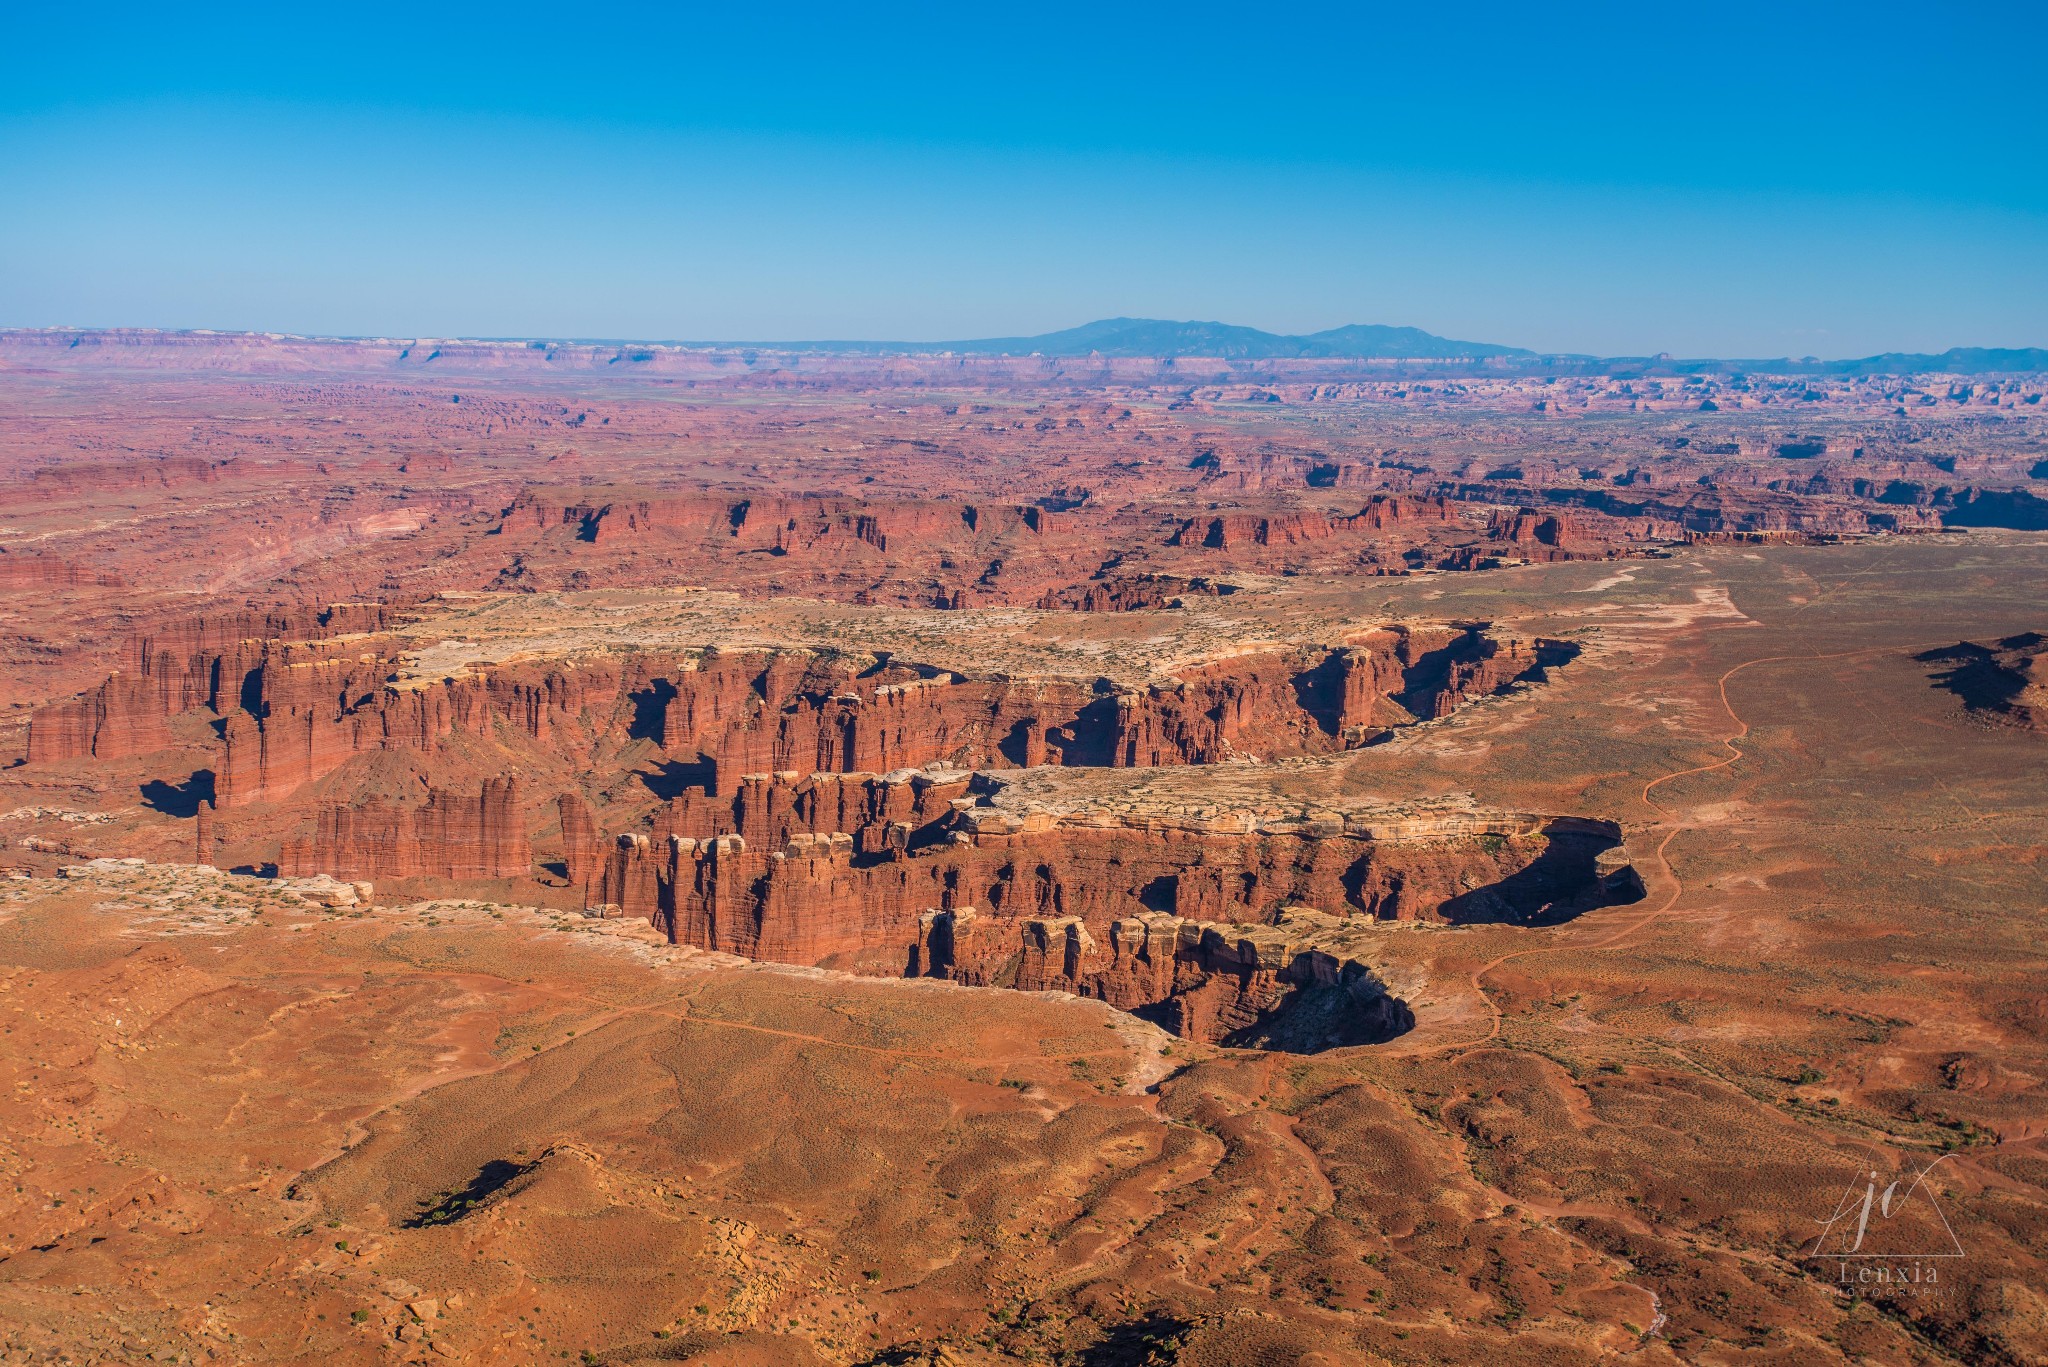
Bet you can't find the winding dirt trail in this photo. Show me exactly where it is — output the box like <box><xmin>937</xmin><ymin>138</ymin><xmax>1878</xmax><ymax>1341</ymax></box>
<box><xmin>1399</xmin><ymin>544</ymin><xmax>2008</xmax><ymax>1064</ymax></box>
<box><xmin>1406</xmin><ymin>641</ymin><xmax>1916</xmax><ymax>1060</ymax></box>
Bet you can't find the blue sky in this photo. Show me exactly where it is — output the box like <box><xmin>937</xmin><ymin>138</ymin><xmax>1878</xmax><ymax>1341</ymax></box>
<box><xmin>2</xmin><ymin>2</ymin><xmax>2043</xmax><ymax>357</ymax></box>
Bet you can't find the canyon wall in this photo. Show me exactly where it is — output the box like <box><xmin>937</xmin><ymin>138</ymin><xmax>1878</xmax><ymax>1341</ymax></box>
<box><xmin>277</xmin><ymin>778</ymin><xmax>530</xmax><ymax>881</ymax></box>
<box><xmin>917</xmin><ymin>905</ymin><xmax>1414</xmax><ymax>1050</ymax></box>
<box><xmin>25</xmin><ymin>604</ymin><xmax>396</xmax><ymax>764</ymax></box>
<box><xmin>605</xmin><ymin>791</ymin><xmax>1628</xmax><ymax>961</ymax></box>
<box><xmin>33</xmin><ymin>614</ymin><xmax>1569</xmax><ymax>816</ymax></box>
<box><xmin>561</xmin><ymin>794</ymin><xmax>1630</xmax><ymax>1049</ymax></box>
<box><xmin>484</xmin><ymin>488</ymin><xmax>1551</xmax><ymax>605</ymax></box>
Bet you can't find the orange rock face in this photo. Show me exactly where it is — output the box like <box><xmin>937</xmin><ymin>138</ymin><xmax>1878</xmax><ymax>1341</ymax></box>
<box><xmin>978</xmin><ymin>909</ymin><xmax>1414</xmax><ymax>1049</ymax></box>
<box><xmin>278</xmin><ymin>777</ymin><xmax>530</xmax><ymax>880</ymax></box>
<box><xmin>651</xmin><ymin>806</ymin><xmax>1623</xmax><ymax>965</ymax></box>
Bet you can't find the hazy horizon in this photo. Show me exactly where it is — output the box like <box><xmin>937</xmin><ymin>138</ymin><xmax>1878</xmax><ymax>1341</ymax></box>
<box><xmin>9</xmin><ymin>316</ymin><xmax>2045</xmax><ymax>365</ymax></box>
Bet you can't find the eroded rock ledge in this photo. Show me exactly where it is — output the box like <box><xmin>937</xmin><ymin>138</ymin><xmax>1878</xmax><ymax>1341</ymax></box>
<box><xmin>918</xmin><ymin>904</ymin><xmax>1415</xmax><ymax>1051</ymax></box>
<box><xmin>14</xmin><ymin>599</ymin><xmax>1630</xmax><ymax>1052</ymax></box>
<box><xmin>27</xmin><ymin>613</ymin><xmax>1572</xmax><ymax>808</ymax></box>
<box><xmin>581</xmin><ymin>780</ymin><xmax>1636</xmax><ymax>1052</ymax></box>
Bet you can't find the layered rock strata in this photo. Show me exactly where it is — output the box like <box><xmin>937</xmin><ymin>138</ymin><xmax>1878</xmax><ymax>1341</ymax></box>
<box><xmin>565</xmin><ymin>784</ymin><xmax>1631</xmax><ymax>1050</ymax></box>
<box><xmin>917</xmin><ymin>904</ymin><xmax>1414</xmax><ymax>1051</ymax></box>
<box><xmin>278</xmin><ymin>778</ymin><xmax>530</xmax><ymax>881</ymax></box>
<box><xmin>591</xmin><ymin>780</ymin><xmax>1631</xmax><ymax>966</ymax></box>
<box><xmin>25</xmin><ymin>604</ymin><xmax>394</xmax><ymax>764</ymax></box>
<box><xmin>30</xmin><ymin>616</ymin><xmax>1569</xmax><ymax>814</ymax></box>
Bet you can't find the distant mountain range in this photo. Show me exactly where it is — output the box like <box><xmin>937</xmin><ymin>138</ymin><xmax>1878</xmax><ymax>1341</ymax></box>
<box><xmin>776</xmin><ymin>317</ymin><xmax>1537</xmax><ymax>360</ymax></box>
<box><xmin>950</xmin><ymin>318</ymin><xmax>1540</xmax><ymax>360</ymax></box>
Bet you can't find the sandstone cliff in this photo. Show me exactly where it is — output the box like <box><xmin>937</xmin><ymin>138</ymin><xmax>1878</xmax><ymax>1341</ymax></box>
<box><xmin>599</xmin><ymin>784</ymin><xmax>1633</xmax><ymax>990</ymax></box>
<box><xmin>917</xmin><ymin>904</ymin><xmax>1413</xmax><ymax>1051</ymax></box>
<box><xmin>278</xmin><ymin>778</ymin><xmax>530</xmax><ymax>881</ymax></box>
<box><xmin>39</xmin><ymin>612</ymin><xmax>1565</xmax><ymax>817</ymax></box>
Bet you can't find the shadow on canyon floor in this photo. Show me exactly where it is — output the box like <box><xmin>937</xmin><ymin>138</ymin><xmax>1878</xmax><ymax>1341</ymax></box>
<box><xmin>138</xmin><ymin>768</ymin><xmax>213</xmax><ymax>818</ymax></box>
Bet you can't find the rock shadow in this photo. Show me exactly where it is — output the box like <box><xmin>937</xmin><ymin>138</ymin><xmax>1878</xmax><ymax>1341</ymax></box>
<box><xmin>1045</xmin><ymin>693</ymin><xmax>1122</xmax><ymax>766</ymax></box>
<box><xmin>626</xmin><ymin>679</ymin><xmax>678</xmax><ymax>743</ymax></box>
<box><xmin>140</xmin><ymin>769</ymin><xmax>215</xmax><ymax>818</ymax></box>
<box><xmin>638</xmin><ymin>756</ymin><xmax>714</xmax><ymax>800</ymax></box>
<box><xmin>1917</xmin><ymin>635</ymin><xmax>2041</xmax><ymax>713</ymax></box>
<box><xmin>1436</xmin><ymin>831</ymin><xmax>1629</xmax><ymax>926</ymax></box>
<box><xmin>1072</xmin><ymin>1312</ymin><xmax>1197</xmax><ymax>1366</ymax></box>
<box><xmin>1288</xmin><ymin>649</ymin><xmax>1351</xmax><ymax>736</ymax></box>
<box><xmin>1218</xmin><ymin>970</ymin><xmax>1416</xmax><ymax>1053</ymax></box>
<box><xmin>1941</xmin><ymin>490</ymin><xmax>2048</xmax><ymax>530</ymax></box>
<box><xmin>403</xmin><ymin>1157</ymin><xmax>535</xmax><ymax>1228</ymax></box>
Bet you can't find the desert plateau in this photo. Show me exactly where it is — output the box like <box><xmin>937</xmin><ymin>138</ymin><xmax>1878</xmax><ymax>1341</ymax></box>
<box><xmin>0</xmin><ymin>324</ymin><xmax>2039</xmax><ymax>1367</ymax></box>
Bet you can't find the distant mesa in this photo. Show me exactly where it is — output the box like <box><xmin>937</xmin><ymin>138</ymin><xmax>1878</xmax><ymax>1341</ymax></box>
<box><xmin>651</xmin><ymin>316</ymin><xmax>1538</xmax><ymax>360</ymax></box>
<box><xmin>919</xmin><ymin>317</ymin><xmax>1538</xmax><ymax>361</ymax></box>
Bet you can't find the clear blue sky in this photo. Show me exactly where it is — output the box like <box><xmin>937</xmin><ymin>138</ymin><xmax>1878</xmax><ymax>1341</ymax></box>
<box><xmin>3</xmin><ymin>1</ymin><xmax>2042</xmax><ymax>357</ymax></box>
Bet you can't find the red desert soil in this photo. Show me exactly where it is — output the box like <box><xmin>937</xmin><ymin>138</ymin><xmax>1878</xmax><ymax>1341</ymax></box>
<box><xmin>0</xmin><ymin>333</ymin><xmax>2045</xmax><ymax>1365</ymax></box>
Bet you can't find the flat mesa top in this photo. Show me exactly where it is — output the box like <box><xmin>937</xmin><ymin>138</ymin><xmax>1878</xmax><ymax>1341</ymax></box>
<box><xmin>387</xmin><ymin>585</ymin><xmax>1393</xmax><ymax>688</ymax></box>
